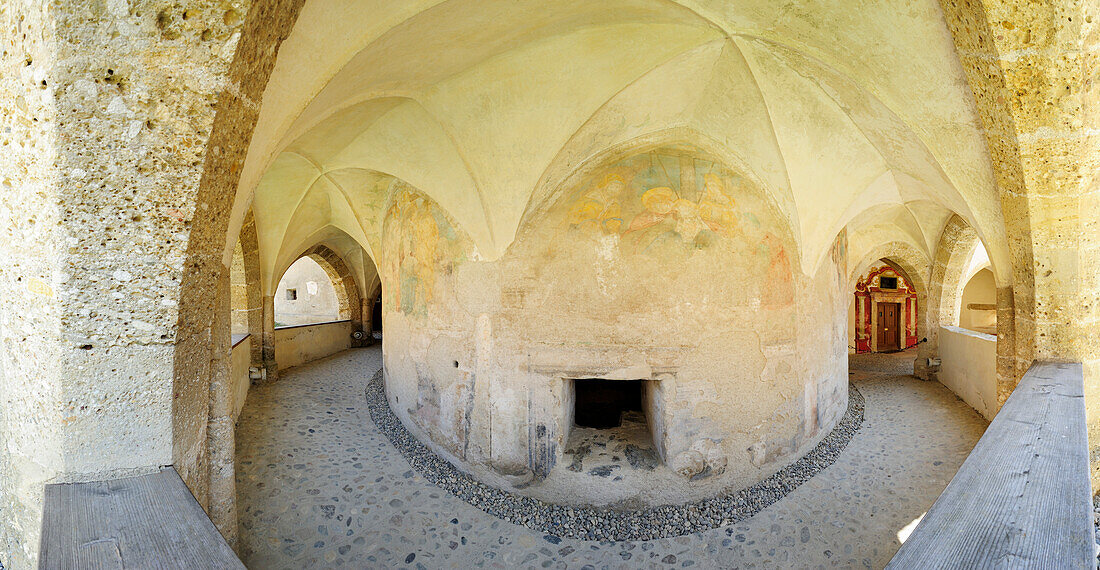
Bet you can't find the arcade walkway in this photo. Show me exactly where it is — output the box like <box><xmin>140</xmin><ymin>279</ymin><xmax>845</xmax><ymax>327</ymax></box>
<box><xmin>235</xmin><ymin>347</ymin><xmax>987</xmax><ymax>569</ymax></box>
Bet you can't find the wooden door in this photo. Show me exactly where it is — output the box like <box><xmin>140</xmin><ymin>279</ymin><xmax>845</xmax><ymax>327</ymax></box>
<box><xmin>878</xmin><ymin>303</ymin><xmax>900</xmax><ymax>351</ymax></box>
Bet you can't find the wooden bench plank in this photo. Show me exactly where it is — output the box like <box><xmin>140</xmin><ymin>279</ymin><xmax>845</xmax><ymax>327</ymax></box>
<box><xmin>887</xmin><ymin>361</ymin><xmax>1093</xmax><ymax>569</ymax></box>
<box><xmin>40</xmin><ymin>467</ymin><xmax>244</xmax><ymax>569</ymax></box>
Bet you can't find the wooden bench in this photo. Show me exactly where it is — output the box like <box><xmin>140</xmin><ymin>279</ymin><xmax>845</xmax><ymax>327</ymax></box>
<box><xmin>40</xmin><ymin>467</ymin><xmax>243</xmax><ymax>569</ymax></box>
<box><xmin>887</xmin><ymin>361</ymin><xmax>1093</xmax><ymax>569</ymax></box>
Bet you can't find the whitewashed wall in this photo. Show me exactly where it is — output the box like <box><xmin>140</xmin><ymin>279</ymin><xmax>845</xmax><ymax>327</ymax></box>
<box><xmin>938</xmin><ymin>326</ymin><xmax>998</xmax><ymax>419</ymax></box>
<box><xmin>274</xmin><ymin>321</ymin><xmax>353</xmax><ymax>370</ymax></box>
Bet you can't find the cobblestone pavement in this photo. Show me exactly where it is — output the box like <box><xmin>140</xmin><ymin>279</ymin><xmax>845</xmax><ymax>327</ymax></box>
<box><xmin>236</xmin><ymin>347</ymin><xmax>987</xmax><ymax>569</ymax></box>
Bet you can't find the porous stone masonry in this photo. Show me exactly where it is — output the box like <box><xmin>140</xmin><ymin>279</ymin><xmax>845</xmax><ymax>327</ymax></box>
<box><xmin>0</xmin><ymin>0</ymin><xmax>304</xmax><ymax>564</ymax></box>
<box><xmin>937</xmin><ymin>0</ymin><xmax>1100</xmax><ymax>484</ymax></box>
<box><xmin>230</xmin><ymin>211</ymin><xmax>263</xmax><ymax>369</ymax></box>
<box><xmin>0</xmin><ymin>0</ymin><xmax>254</xmax><ymax>565</ymax></box>
<box><xmin>169</xmin><ymin>0</ymin><xmax>304</xmax><ymax>541</ymax></box>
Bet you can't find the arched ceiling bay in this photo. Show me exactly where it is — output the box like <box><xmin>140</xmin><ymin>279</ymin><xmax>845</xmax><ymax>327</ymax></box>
<box><xmin>233</xmin><ymin>0</ymin><xmax>1010</xmax><ymax>287</ymax></box>
<box><xmin>271</xmin><ymin>225</ymin><xmax>378</xmax><ymax>299</ymax></box>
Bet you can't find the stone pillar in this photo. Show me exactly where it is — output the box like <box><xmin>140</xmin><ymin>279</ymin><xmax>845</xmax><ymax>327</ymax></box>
<box><xmin>0</xmin><ymin>0</ymin><xmax>251</xmax><ymax>564</ymax></box>
<box><xmin>939</xmin><ymin>0</ymin><xmax>1100</xmax><ymax>485</ymax></box>
<box><xmin>206</xmin><ymin>270</ymin><xmax>237</xmax><ymax>547</ymax></box>
<box><xmin>240</xmin><ymin>212</ymin><xmax>264</xmax><ymax>370</ymax></box>
<box><xmin>262</xmin><ymin>294</ymin><xmax>278</xmax><ymax>381</ymax></box>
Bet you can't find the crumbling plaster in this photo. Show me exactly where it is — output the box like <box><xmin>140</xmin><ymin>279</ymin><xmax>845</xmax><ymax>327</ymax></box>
<box><xmin>379</xmin><ymin>148</ymin><xmax>850</xmax><ymax>504</ymax></box>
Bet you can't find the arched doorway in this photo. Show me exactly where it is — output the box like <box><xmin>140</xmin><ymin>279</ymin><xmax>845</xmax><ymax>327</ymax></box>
<box><xmin>267</xmin><ymin>244</ymin><xmax>366</xmax><ymax>371</ymax></box>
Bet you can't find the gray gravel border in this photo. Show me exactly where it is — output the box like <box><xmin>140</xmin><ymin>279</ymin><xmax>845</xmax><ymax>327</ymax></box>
<box><xmin>366</xmin><ymin>369</ymin><xmax>865</xmax><ymax>541</ymax></box>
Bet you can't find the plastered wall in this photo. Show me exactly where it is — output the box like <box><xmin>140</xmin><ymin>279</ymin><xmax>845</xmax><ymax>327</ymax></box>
<box><xmin>959</xmin><ymin>268</ymin><xmax>996</xmax><ymax>334</ymax></box>
<box><xmin>274</xmin><ymin>321</ymin><xmax>353</xmax><ymax>371</ymax></box>
<box><xmin>381</xmin><ymin>148</ymin><xmax>849</xmax><ymax>502</ymax></box>
<box><xmin>938</xmin><ymin>326</ymin><xmax>998</xmax><ymax>419</ymax></box>
<box><xmin>273</xmin><ymin>256</ymin><xmax>341</xmax><ymax>326</ymax></box>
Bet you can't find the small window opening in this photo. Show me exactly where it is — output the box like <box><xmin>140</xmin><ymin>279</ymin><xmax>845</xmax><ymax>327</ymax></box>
<box><xmin>286</xmin><ymin>288</ymin><xmax>297</xmax><ymax>300</ymax></box>
<box><xmin>879</xmin><ymin>276</ymin><xmax>898</xmax><ymax>289</ymax></box>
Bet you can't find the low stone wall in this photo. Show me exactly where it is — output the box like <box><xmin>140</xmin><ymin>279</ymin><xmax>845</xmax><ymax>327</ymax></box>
<box><xmin>938</xmin><ymin>326</ymin><xmax>998</xmax><ymax>419</ymax></box>
<box><xmin>274</xmin><ymin>321</ymin><xmax>352</xmax><ymax>371</ymax></box>
<box><xmin>230</xmin><ymin>335</ymin><xmax>252</xmax><ymax>422</ymax></box>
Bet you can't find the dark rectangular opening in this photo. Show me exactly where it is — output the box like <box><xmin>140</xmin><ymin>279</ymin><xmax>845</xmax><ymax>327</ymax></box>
<box><xmin>574</xmin><ymin>379</ymin><xmax>643</xmax><ymax>429</ymax></box>
<box><xmin>371</xmin><ymin>296</ymin><xmax>383</xmax><ymax>332</ymax></box>
<box><xmin>879</xmin><ymin>276</ymin><xmax>898</xmax><ymax>289</ymax></box>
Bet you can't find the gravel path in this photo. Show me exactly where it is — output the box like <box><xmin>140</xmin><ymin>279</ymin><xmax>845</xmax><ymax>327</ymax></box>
<box><xmin>365</xmin><ymin>368</ymin><xmax>865</xmax><ymax>541</ymax></box>
<box><xmin>236</xmin><ymin>346</ymin><xmax>987</xmax><ymax>569</ymax></box>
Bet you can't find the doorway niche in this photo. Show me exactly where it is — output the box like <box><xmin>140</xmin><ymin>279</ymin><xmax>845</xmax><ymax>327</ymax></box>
<box><xmin>564</xmin><ymin>378</ymin><xmax>664</xmax><ymax>468</ymax></box>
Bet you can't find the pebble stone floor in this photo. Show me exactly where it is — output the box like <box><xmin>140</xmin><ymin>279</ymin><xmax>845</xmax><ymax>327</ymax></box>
<box><xmin>235</xmin><ymin>346</ymin><xmax>988</xmax><ymax>569</ymax></box>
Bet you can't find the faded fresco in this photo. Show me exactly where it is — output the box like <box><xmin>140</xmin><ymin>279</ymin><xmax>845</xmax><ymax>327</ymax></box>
<box><xmin>381</xmin><ymin>186</ymin><xmax>466</xmax><ymax>317</ymax></box>
<box><xmin>524</xmin><ymin>149</ymin><xmax>795</xmax><ymax>315</ymax></box>
<box><xmin>380</xmin><ymin>148</ymin><xmax>847</xmax><ymax>507</ymax></box>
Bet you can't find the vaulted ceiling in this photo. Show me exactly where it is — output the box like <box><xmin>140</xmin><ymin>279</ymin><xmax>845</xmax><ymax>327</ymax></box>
<box><xmin>229</xmin><ymin>0</ymin><xmax>1009</xmax><ymax>293</ymax></box>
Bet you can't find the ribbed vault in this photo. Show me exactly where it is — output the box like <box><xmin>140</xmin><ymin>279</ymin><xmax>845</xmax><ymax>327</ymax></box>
<box><xmin>226</xmin><ymin>0</ymin><xmax>1011</xmax><ymax>291</ymax></box>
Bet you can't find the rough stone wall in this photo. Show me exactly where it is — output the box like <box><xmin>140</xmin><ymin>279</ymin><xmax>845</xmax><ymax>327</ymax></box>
<box><xmin>231</xmin><ymin>241</ymin><xmax>250</xmax><ymax>334</ymax></box>
<box><xmin>937</xmin><ymin>0</ymin><xmax>1032</xmax><ymax>387</ymax></box>
<box><xmin>0</xmin><ymin>0</ymin><xmax>304</xmax><ymax>562</ymax></box>
<box><xmin>237</xmin><ymin>210</ymin><xmax>264</xmax><ymax>369</ymax></box>
<box><xmin>0</xmin><ymin>0</ymin><xmax>264</xmax><ymax>564</ymax></box>
<box><xmin>938</xmin><ymin>0</ymin><xmax>1100</xmax><ymax>483</ymax></box>
<box><xmin>0</xmin><ymin>3</ymin><xmax>64</xmax><ymax>565</ymax></box>
<box><xmin>170</xmin><ymin>0</ymin><xmax>304</xmax><ymax>525</ymax></box>
<box><xmin>381</xmin><ymin>148</ymin><xmax>849</xmax><ymax>503</ymax></box>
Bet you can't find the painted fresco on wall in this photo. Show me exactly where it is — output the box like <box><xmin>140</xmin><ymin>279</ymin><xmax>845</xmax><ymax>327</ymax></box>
<box><xmin>545</xmin><ymin>150</ymin><xmax>794</xmax><ymax>309</ymax></box>
<box><xmin>382</xmin><ymin>186</ymin><xmax>465</xmax><ymax>316</ymax></box>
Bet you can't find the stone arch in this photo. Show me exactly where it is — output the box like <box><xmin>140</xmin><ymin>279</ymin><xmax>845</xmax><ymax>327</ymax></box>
<box><xmin>917</xmin><ymin>215</ymin><xmax>980</xmax><ymax>381</ymax></box>
<box><xmin>275</xmin><ymin>244</ymin><xmax>364</xmax><ymax>334</ymax></box>
<box><xmin>231</xmin><ymin>210</ymin><xmax>266</xmax><ymax>373</ymax></box>
<box><xmin>169</xmin><ymin>0</ymin><xmax>307</xmax><ymax>542</ymax></box>
<box><xmin>848</xmin><ymin>241</ymin><xmax>930</xmax><ymax>299</ymax></box>
<box><xmin>935</xmin><ymin>224</ymin><xmax>983</xmax><ymax>331</ymax></box>
<box><xmin>847</xmin><ymin>241</ymin><xmax>931</xmax><ymax>359</ymax></box>
<box><xmin>919</xmin><ymin>214</ymin><xmax>1017</xmax><ymax>407</ymax></box>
